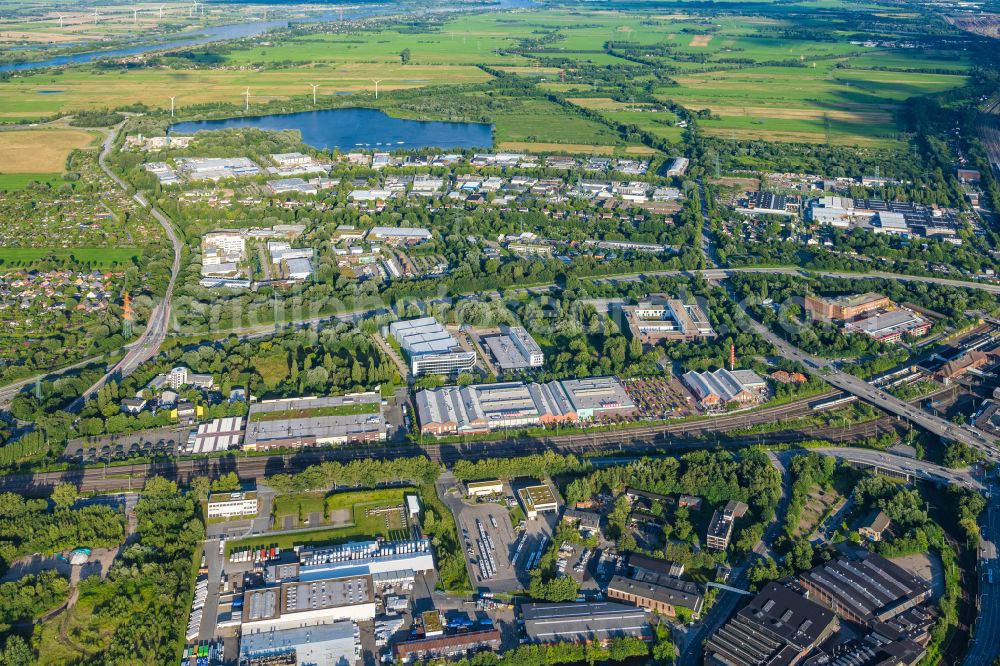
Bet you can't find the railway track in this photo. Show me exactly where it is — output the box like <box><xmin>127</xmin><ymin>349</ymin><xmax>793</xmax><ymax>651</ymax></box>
<box><xmin>0</xmin><ymin>413</ymin><xmax>898</xmax><ymax>496</ymax></box>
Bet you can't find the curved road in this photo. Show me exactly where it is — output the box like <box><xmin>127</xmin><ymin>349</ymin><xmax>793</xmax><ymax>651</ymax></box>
<box><xmin>70</xmin><ymin>123</ymin><xmax>184</xmax><ymax>409</ymax></box>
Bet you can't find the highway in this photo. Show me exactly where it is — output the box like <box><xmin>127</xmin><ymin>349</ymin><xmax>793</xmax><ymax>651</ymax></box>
<box><xmin>732</xmin><ymin>296</ymin><xmax>999</xmax><ymax>457</ymax></box>
<box><xmin>596</xmin><ymin>266</ymin><xmax>1000</xmax><ymax>296</ymax></box>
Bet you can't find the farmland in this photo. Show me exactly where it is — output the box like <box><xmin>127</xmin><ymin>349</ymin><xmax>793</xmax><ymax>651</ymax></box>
<box><xmin>0</xmin><ymin>127</ymin><xmax>98</xmax><ymax>172</ymax></box>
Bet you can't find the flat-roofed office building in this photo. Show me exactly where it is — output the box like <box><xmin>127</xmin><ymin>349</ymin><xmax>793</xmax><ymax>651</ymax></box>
<box><xmin>389</xmin><ymin>318</ymin><xmax>477</xmax><ymax>376</ymax></box>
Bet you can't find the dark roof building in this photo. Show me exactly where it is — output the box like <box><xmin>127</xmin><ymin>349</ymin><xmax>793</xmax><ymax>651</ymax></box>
<box><xmin>627</xmin><ymin>553</ymin><xmax>685</xmax><ymax>579</ymax></box>
<box><xmin>522</xmin><ymin>602</ymin><xmax>652</xmax><ymax>644</ymax></box>
<box><xmin>562</xmin><ymin>508</ymin><xmax>602</xmax><ymax>533</ymax></box>
<box><xmin>801</xmin><ymin>631</ymin><xmax>925</xmax><ymax>666</ymax></box>
<box><xmin>608</xmin><ymin>572</ymin><xmax>704</xmax><ymax>620</ymax></box>
<box><xmin>704</xmin><ymin>582</ymin><xmax>837</xmax><ymax>666</ymax></box>
<box><xmin>858</xmin><ymin>509</ymin><xmax>891</xmax><ymax>542</ymax></box>
<box><xmin>796</xmin><ymin>553</ymin><xmax>932</xmax><ymax>627</ymax></box>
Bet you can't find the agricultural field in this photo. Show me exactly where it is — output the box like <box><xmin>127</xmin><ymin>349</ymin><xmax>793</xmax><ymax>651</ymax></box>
<box><xmin>659</xmin><ymin>64</ymin><xmax>967</xmax><ymax>146</ymax></box>
<box><xmin>0</xmin><ymin>127</ymin><xmax>98</xmax><ymax>173</ymax></box>
<box><xmin>223</xmin><ymin>24</ymin><xmax>533</xmax><ymax>67</ymax></box>
<box><xmin>0</xmin><ymin>5</ymin><xmax>976</xmax><ymax>151</ymax></box>
<box><xmin>0</xmin><ymin>65</ymin><xmax>492</xmax><ymax>123</ymax></box>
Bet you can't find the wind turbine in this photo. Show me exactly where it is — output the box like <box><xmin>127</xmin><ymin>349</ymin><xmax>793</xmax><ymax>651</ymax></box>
<box><xmin>243</xmin><ymin>88</ymin><xmax>250</xmax><ymax>112</ymax></box>
<box><xmin>169</xmin><ymin>96</ymin><xmax>175</xmax><ymax>117</ymax></box>
<box><xmin>158</xmin><ymin>5</ymin><xmax>165</xmax><ymax>19</ymax></box>
<box><xmin>310</xmin><ymin>83</ymin><xmax>319</xmax><ymax>105</ymax></box>
<box><xmin>93</xmin><ymin>9</ymin><xmax>100</xmax><ymax>25</ymax></box>
<box><xmin>133</xmin><ymin>6</ymin><xmax>139</xmax><ymax>24</ymax></box>
<box><xmin>371</xmin><ymin>79</ymin><xmax>382</xmax><ymax>100</ymax></box>
<box><xmin>56</xmin><ymin>12</ymin><xmax>64</xmax><ymax>28</ymax></box>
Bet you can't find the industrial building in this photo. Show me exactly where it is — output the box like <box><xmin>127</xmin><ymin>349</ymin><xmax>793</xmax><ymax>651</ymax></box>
<box><xmin>735</xmin><ymin>192</ymin><xmax>799</xmax><ymax>217</ymax></box>
<box><xmin>415</xmin><ymin>376</ymin><xmax>635</xmax><ymax>436</ymax></box>
<box><xmin>207</xmin><ymin>490</ymin><xmax>259</xmax><ymax>519</ymax></box>
<box><xmin>518</xmin><ymin>484</ymin><xmax>559</xmax><ymax>519</ymax></box>
<box><xmin>242</xmin><ymin>574</ymin><xmax>376</xmax><ymax>632</ymax></box>
<box><xmin>414</xmin><ymin>380</ymin><xmax>575</xmax><ymax>436</ymax></box>
<box><xmin>522</xmin><ymin>602</ymin><xmax>652</xmax><ymax>644</ymax></box>
<box><xmin>466</xmin><ymin>480</ymin><xmax>504</xmax><ymax>497</ymax></box>
<box><xmin>243</xmin><ymin>393</ymin><xmax>386</xmax><ymax>451</ymax></box>
<box><xmin>804</xmin><ymin>293</ymin><xmax>891</xmax><ymax>321</ymax></box>
<box><xmin>239</xmin><ymin>620</ymin><xmax>358</xmax><ymax>666</ymax></box>
<box><xmin>175</xmin><ymin>157</ymin><xmax>261</xmax><ymax>181</ymax></box>
<box><xmin>666</xmin><ymin>157</ymin><xmax>689</xmax><ymax>177</ymax></box>
<box><xmin>482</xmin><ymin>325</ymin><xmax>545</xmax><ymax>371</ymax></box>
<box><xmin>190</xmin><ymin>416</ymin><xmax>245</xmax><ymax>454</ymax></box>
<box><xmin>797</xmin><ymin>553</ymin><xmax>932</xmax><ymax>628</ymax></box>
<box><xmin>682</xmin><ymin>369</ymin><xmax>767</xmax><ymax>409</ymax></box>
<box><xmin>844</xmin><ymin>309</ymin><xmax>930</xmax><ymax>343</ymax></box>
<box><xmin>388</xmin><ymin>318</ymin><xmax>477</xmax><ymax>376</ymax></box>
<box><xmin>295</xmin><ymin>539</ymin><xmax>435</xmax><ymax>580</ymax></box>
<box><xmin>607</xmin><ymin>572</ymin><xmax>704</xmax><ymax>620</ymax></box>
<box><xmin>366</xmin><ymin>227</ymin><xmax>432</xmax><ymax>245</ymax></box>
<box><xmin>559</xmin><ymin>376</ymin><xmax>637</xmax><ymax>421</ymax></box>
<box><xmin>627</xmin><ymin>554</ymin><xmax>685</xmax><ymax>579</ymax></box>
<box><xmin>704</xmin><ymin>582</ymin><xmax>838</xmax><ymax>666</ymax></box>
<box><xmin>801</xmin><ymin>631</ymin><xmax>925</xmax><ymax>666</ymax></box>
<box><xmin>618</xmin><ymin>295</ymin><xmax>715</xmax><ymax>345</ymax></box>
<box><xmin>393</xmin><ymin>628</ymin><xmax>501</xmax><ymax>663</ymax></box>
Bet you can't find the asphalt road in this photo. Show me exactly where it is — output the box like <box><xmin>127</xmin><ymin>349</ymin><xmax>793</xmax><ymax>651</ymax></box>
<box><xmin>69</xmin><ymin>123</ymin><xmax>183</xmax><ymax>409</ymax></box>
<box><xmin>965</xmin><ymin>478</ymin><xmax>1000</xmax><ymax>666</ymax></box>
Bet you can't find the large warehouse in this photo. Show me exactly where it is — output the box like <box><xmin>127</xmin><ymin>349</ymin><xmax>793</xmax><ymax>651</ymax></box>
<box><xmin>241</xmin><ymin>574</ymin><xmax>377</xmax><ymax>632</ymax></box>
<box><xmin>243</xmin><ymin>392</ymin><xmax>386</xmax><ymax>450</ymax></box>
<box><xmin>415</xmin><ymin>376</ymin><xmax>635</xmax><ymax>436</ymax></box>
<box><xmin>240</xmin><ymin>621</ymin><xmax>358</xmax><ymax>666</ymax></box>
<box><xmin>296</xmin><ymin>539</ymin><xmax>435</xmax><ymax>580</ymax></box>
<box><xmin>522</xmin><ymin>602</ymin><xmax>652</xmax><ymax>644</ymax></box>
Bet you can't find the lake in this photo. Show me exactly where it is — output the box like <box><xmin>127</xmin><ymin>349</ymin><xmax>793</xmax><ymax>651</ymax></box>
<box><xmin>169</xmin><ymin>108</ymin><xmax>493</xmax><ymax>151</ymax></box>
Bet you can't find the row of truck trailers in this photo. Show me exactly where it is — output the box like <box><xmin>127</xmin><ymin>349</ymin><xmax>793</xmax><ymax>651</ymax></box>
<box><xmin>228</xmin><ymin>545</ymin><xmax>282</xmax><ymax>564</ymax></box>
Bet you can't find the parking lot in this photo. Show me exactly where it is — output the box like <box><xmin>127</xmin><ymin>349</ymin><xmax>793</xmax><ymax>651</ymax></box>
<box><xmin>63</xmin><ymin>426</ymin><xmax>191</xmax><ymax>462</ymax></box>
<box><xmin>441</xmin><ymin>476</ymin><xmax>560</xmax><ymax>595</ymax></box>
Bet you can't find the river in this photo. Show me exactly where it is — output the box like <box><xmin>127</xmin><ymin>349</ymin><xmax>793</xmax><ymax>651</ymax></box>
<box><xmin>1</xmin><ymin>0</ymin><xmax>535</xmax><ymax>73</ymax></box>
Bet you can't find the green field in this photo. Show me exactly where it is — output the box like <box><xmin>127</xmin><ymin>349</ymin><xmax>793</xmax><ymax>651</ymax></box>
<box><xmin>0</xmin><ymin>172</ymin><xmax>62</xmax><ymax>190</ymax></box>
<box><xmin>0</xmin><ymin>247</ymin><xmax>143</xmax><ymax>267</ymax></box>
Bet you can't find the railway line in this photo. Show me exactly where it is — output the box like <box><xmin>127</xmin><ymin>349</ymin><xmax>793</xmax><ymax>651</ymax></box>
<box><xmin>0</xmin><ymin>413</ymin><xmax>899</xmax><ymax>496</ymax></box>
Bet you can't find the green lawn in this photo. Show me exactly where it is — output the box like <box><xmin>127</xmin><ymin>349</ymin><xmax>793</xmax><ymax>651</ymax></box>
<box><xmin>0</xmin><ymin>173</ymin><xmax>62</xmax><ymax>190</ymax></box>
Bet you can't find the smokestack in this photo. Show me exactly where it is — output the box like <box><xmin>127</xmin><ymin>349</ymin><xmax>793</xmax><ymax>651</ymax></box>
<box><xmin>730</xmin><ymin>344</ymin><xmax>735</xmax><ymax>371</ymax></box>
